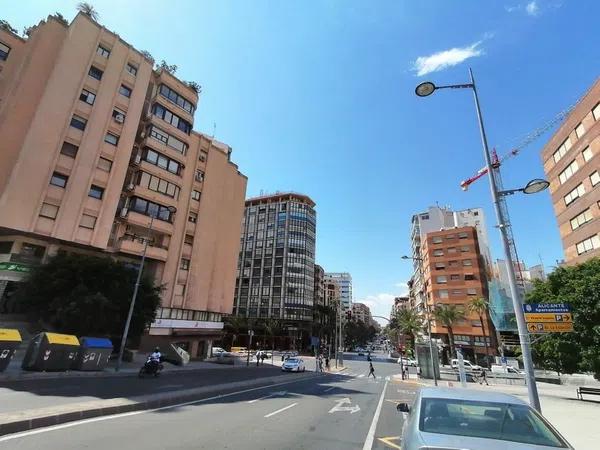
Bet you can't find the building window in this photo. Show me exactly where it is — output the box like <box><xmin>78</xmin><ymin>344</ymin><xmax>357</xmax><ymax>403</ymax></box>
<box><xmin>180</xmin><ymin>258</ymin><xmax>190</xmax><ymax>270</ymax></box>
<box><xmin>129</xmin><ymin>196</ymin><xmax>174</xmax><ymax>222</ymax></box>
<box><xmin>434</xmin><ymin>262</ymin><xmax>445</xmax><ymax>270</ymax></box>
<box><xmin>458</xmin><ymin>232</ymin><xmax>468</xmax><ymax>239</ymax></box>
<box><xmin>143</xmin><ymin>148</ymin><xmax>181</xmax><ymax>174</ymax></box>
<box><xmin>88</xmin><ymin>65</ymin><xmax>103</xmax><ymax>80</ymax></box>
<box><xmin>104</xmin><ymin>132</ymin><xmax>119</xmax><ymax>145</ymax></box>
<box><xmin>188</xmin><ymin>212</ymin><xmax>198</xmax><ymax>223</ymax></box>
<box><xmin>79</xmin><ymin>89</ymin><xmax>96</xmax><ymax>105</ymax></box>
<box><xmin>148</xmin><ymin>125</ymin><xmax>187</xmax><ymax>154</ymax></box>
<box><xmin>0</xmin><ymin>41</ymin><xmax>10</xmax><ymax>61</ymax></box>
<box><xmin>199</xmin><ymin>150</ymin><xmax>208</xmax><ymax>162</ymax></box>
<box><xmin>436</xmin><ymin>275</ymin><xmax>447</xmax><ymax>284</ymax></box>
<box><xmin>558</xmin><ymin>160</ymin><xmax>579</xmax><ymax>184</ymax></box>
<box><xmin>184</xmin><ymin>234</ymin><xmax>194</xmax><ymax>245</ymax></box>
<box><xmin>591</xmin><ymin>171</ymin><xmax>600</xmax><ymax>187</ymax></box>
<box><xmin>137</xmin><ymin>171</ymin><xmax>180</xmax><ymax>199</ymax></box>
<box><xmin>451</xmin><ymin>289</ymin><xmax>462</xmax><ymax>295</ymax></box>
<box><xmin>80</xmin><ymin>214</ymin><xmax>97</xmax><ymax>229</ymax></box>
<box><xmin>96</xmin><ymin>45</ymin><xmax>110</xmax><ymax>58</ymax></box>
<box><xmin>460</xmin><ymin>246</ymin><xmax>470</xmax><ymax>253</ymax></box>
<box><xmin>564</xmin><ymin>183</ymin><xmax>585</xmax><ymax>206</ymax></box>
<box><xmin>70</xmin><ymin>115</ymin><xmax>87</xmax><ymax>131</ymax></box>
<box><xmin>571</xmin><ymin>209</ymin><xmax>593</xmax><ymax>231</ymax></box>
<box><xmin>433</xmin><ymin>249</ymin><xmax>444</xmax><ymax>256</ymax></box>
<box><xmin>126</xmin><ymin>63</ymin><xmax>138</xmax><ymax>76</ymax></box>
<box><xmin>159</xmin><ymin>84</ymin><xmax>196</xmax><ymax>114</ymax></box>
<box><xmin>553</xmin><ymin>137</ymin><xmax>572</xmax><ymax>163</ymax></box>
<box><xmin>60</xmin><ymin>142</ymin><xmax>79</xmax><ymax>158</ymax></box>
<box><xmin>447</xmin><ymin>247</ymin><xmax>457</xmax><ymax>254</ymax></box>
<box><xmin>88</xmin><ymin>185</ymin><xmax>104</xmax><ymax>199</ymax></box>
<box><xmin>114</xmin><ymin>85</ymin><xmax>131</xmax><ymax>100</ymax></box>
<box><xmin>112</xmin><ymin>108</ymin><xmax>126</xmax><ymax>123</ymax></box>
<box><xmin>152</xmin><ymin>103</ymin><xmax>192</xmax><ymax>134</ymax></box>
<box><xmin>195</xmin><ymin>170</ymin><xmax>204</xmax><ymax>182</ymax></box>
<box><xmin>576</xmin><ymin>235</ymin><xmax>600</xmax><ymax>255</ymax></box>
<box><xmin>439</xmin><ymin>289</ymin><xmax>449</xmax><ymax>299</ymax></box>
<box><xmin>575</xmin><ymin>123</ymin><xmax>585</xmax><ymax>139</ymax></box>
<box><xmin>450</xmin><ymin>274</ymin><xmax>460</xmax><ymax>281</ymax></box>
<box><xmin>39</xmin><ymin>203</ymin><xmax>59</xmax><ymax>219</ymax></box>
<box><xmin>97</xmin><ymin>157</ymin><xmax>112</xmax><ymax>172</ymax></box>
<box><xmin>592</xmin><ymin>103</ymin><xmax>600</xmax><ymax>121</ymax></box>
<box><xmin>467</xmin><ymin>288</ymin><xmax>477</xmax><ymax>295</ymax></box>
<box><xmin>50</xmin><ymin>172</ymin><xmax>68</xmax><ymax>188</ymax></box>
<box><xmin>432</xmin><ymin>236</ymin><xmax>443</xmax><ymax>244</ymax></box>
<box><xmin>448</xmin><ymin>260</ymin><xmax>458</xmax><ymax>267</ymax></box>
<box><xmin>582</xmin><ymin>147</ymin><xmax>593</xmax><ymax>162</ymax></box>
<box><xmin>464</xmin><ymin>274</ymin><xmax>476</xmax><ymax>281</ymax></box>
<box><xmin>191</xmin><ymin>190</ymin><xmax>201</xmax><ymax>201</ymax></box>
<box><xmin>462</xmin><ymin>259</ymin><xmax>473</xmax><ymax>266</ymax></box>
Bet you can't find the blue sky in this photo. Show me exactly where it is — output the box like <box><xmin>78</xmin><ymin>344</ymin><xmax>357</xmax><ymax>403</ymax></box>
<box><xmin>5</xmin><ymin>1</ymin><xmax>599</xmax><ymax>322</ymax></box>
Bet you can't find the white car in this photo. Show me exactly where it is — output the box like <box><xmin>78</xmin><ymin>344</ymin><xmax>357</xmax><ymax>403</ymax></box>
<box><xmin>491</xmin><ymin>364</ymin><xmax>525</xmax><ymax>375</ymax></box>
<box><xmin>451</xmin><ymin>358</ymin><xmax>482</xmax><ymax>371</ymax></box>
<box><xmin>281</xmin><ymin>357</ymin><xmax>306</xmax><ymax>372</ymax></box>
<box><xmin>398</xmin><ymin>357</ymin><xmax>417</xmax><ymax>367</ymax></box>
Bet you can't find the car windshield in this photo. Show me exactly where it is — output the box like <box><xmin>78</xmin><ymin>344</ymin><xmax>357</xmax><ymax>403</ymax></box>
<box><xmin>419</xmin><ymin>398</ymin><xmax>568</xmax><ymax>448</ymax></box>
<box><xmin>286</xmin><ymin>358</ymin><xmax>299</xmax><ymax>363</ymax></box>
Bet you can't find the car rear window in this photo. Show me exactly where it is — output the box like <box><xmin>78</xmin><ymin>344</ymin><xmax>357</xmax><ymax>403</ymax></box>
<box><xmin>419</xmin><ymin>398</ymin><xmax>568</xmax><ymax>447</ymax></box>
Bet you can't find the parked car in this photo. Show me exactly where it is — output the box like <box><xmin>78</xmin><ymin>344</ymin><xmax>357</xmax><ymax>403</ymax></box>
<box><xmin>491</xmin><ymin>364</ymin><xmax>525</xmax><ymax>375</ymax></box>
<box><xmin>396</xmin><ymin>387</ymin><xmax>573</xmax><ymax>450</ymax></box>
<box><xmin>451</xmin><ymin>358</ymin><xmax>482</xmax><ymax>371</ymax></box>
<box><xmin>211</xmin><ymin>347</ymin><xmax>226</xmax><ymax>356</ymax></box>
<box><xmin>281</xmin><ymin>357</ymin><xmax>305</xmax><ymax>372</ymax></box>
<box><xmin>398</xmin><ymin>357</ymin><xmax>418</xmax><ymax>367</ymax></box>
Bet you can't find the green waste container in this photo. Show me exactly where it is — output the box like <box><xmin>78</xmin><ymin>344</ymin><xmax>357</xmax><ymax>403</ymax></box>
<box><xmin>72</xmin><ymin>337</ymin><xmax>113</xmax><ymax>371</ymax></box>
<box><xmin>21</xmin><ymin>332</ymin><xmax>79</xmax><ymax>371</ymax></box>
<box><xmin>0</xmin><ymin>328</ymin><xmax>22</xmax><ymax>372</ymax></box>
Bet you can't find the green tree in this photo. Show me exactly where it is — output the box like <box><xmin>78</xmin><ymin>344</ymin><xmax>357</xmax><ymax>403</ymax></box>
<box><xmin>223</xmin><ymin>316</ymin><xmax>248</xmax><ymax>348</ymax></box>
<box><xmin>76</xmin><ymin>2</ymin><xmax>99</xmax><ymax>21</ymax></box>
<box><xmin>433</xmin><ymin>304</ymin><xmax>465</xmax><ymax>358</ymax></box>
<box><xmin>17</xmin><ymin>253</ymin><xmax>161</xmax><ymax>345</ymax></box>
<box><xmin>395</xmin><ymin>308</ymin><xmax>424</xmax><ymax>352</ymax></box>
<box><xmin>526</xmin><ymin>258</ymin><xmax>600</xmax><ymax>379</ymax></box>
<box><xmin>468</xmin><ymin>297</ymin><xmax>491</xmax><ymax>365</ymax></box>
<box><xmin>262</xmin><ymin>318</ymin><xmax>282</xmax><ymax>354</ymax></box>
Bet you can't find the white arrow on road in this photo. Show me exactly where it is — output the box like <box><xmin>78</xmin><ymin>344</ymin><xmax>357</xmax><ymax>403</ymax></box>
<box><xmin>328</xmin><ymin>397</ymin><xmax>360</xmax><ymax>414</ymax></box>
<box><xmin>247</xmin><ymin>391</ymin><xmax>287</xmax><ymax>404</ymax></box>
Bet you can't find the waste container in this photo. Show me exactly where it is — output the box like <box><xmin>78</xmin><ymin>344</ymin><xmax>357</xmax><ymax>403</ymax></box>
<box><xmin>72</xmin><ymin>337</ymin><xmax>113</xmax><ymax>371</ymax></box>
<box><xmin>0</xmin><ymin>328</ymin><xmax>22</xmax><ymax>372</ymax></box>
<box><xmin>21</xmin><ymin>332</ymin><xmax>79</xmax><ymax>371</ymax></box>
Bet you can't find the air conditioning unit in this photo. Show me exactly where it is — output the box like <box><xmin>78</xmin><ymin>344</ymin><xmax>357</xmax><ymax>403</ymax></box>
<box><xmin>139</xmin><ymin>131</ymin><xmax>146</xmax><ymax>138</ymax></box>
<box><xmin>120</xmin><ymin>207</ymin><xmax>128</xmax><ymax>218</ymax></box>
<box><xmin>134</xmin><ymin>153</ymin><xmax>141</xmax><ymax>164</ymax></box>
<box><xmin>114</xmin><ymin>113</ymin><xmax>125</xmax><ymax>123</ymax></box>
<box><xmin>125</xmin><ymin>183</ymin><xmax>135</xmax><ymax>191</ymax></box>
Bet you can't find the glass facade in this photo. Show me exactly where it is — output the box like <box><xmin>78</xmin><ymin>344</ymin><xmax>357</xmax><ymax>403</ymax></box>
<box><xmin>234</xmin><ymin>195</ymin><xmax>316</xmax><ymax>324</ymax></box>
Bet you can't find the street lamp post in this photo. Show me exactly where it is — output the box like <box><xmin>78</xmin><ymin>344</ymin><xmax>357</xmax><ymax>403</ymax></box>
<box><xmin>401</xmin><ymin>255</ymin><xmax>438</xmax><ymax>386</ymax></box>
<box><xmin>115</xmin><ymin>206</ymin><xmax>176</xmax><ymax>372</ymax></box>
<box><xmin>415</xmin><ymin>68</ymin><xmax>542</xmax><ymax>411</ymax></box>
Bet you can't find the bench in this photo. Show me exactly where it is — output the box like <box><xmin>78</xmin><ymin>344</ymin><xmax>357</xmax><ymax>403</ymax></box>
<box><xmin>576</xmin><ymin>386</ymin><xmax>600</xmax><ymax>400</ymax></box>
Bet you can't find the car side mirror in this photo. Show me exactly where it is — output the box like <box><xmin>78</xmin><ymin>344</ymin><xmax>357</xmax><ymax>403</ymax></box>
<box><xmin>397</xmin><ymin>403</ymin><xmax>410</xmax><ymax>413</ymax></box>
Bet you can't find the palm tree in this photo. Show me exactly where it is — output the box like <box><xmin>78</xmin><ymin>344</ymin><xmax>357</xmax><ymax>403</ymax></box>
<box><xmin>468</xmin><ymin>297</ymin><xmax>491</xmax><ymax>366</ymax></box>
<box><xmin>395</xmin><ymin>309</ymin><xmax>424</xmax><ymax>354</ymax></box>
<box><xmin>77</xmin><ymin>2</ymin><xmax>99</xmax><ymax>21</ymax></box>
<box><xmin>223</xmin><ymin>316</ymin><xmax>247</xmax><ymax>349</ymax></box>
<box><xmin>262</xmin><ymin>318</ymin><xmax>282</xmax><ymax>358</ymax></box>
<box><xmin>433</xmin><ymin>305</ymin><xmax>465</xmax><ymax>359</ymax></box>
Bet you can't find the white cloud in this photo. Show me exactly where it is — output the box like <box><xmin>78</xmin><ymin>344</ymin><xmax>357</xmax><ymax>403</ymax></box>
<box><xmin>394</xmin><ymin>282</ymin><xmax>409</xmax><ymax>289</ymax></box>
<box><xmin>525</xmin><ymin>1</ymin><xmax>540</xmax><ymax>16</ymax></box>
<box><xmin>412</xmin><ymin>41</ymin><xmax>484</xmax><ymax>77</ymax></box>
<box><xmin>361</xmin><ymin>288</ymin><xmax>410</xmax><ymax>326</ymax></box>
<box><xmin>505</xmin><ymin>5</ymin><xmax>520</xmax><ymax>12</ymax></box>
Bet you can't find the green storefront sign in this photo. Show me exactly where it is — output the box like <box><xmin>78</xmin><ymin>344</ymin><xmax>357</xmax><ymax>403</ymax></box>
<box><xmin>0</xmin><ymin>262</ymin><xmax>31</xmax><ymax>273</ymax></box>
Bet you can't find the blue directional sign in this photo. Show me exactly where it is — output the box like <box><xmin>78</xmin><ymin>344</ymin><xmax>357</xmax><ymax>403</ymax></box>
<box><xmin>522</xmin><ymin>303</ymin><xmax>571</xmax><ymax>314</ymax></box>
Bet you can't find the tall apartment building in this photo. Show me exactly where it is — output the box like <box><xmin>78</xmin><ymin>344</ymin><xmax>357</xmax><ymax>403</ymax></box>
<box><xmin>234</xmin><ymin>193</ymin><xmax>316</xmax><ymax>345</ymax></box>
<box><xmin>351</xmin><ymin>302</ymin><xmax>373</xmax><ymax>326</ymax></box>
<box><xmin>541</xmin><ymin>78</ymin><xmax>600</xmax><ymax>264</ymax></box>
<box><xmin>324</xmin><ymin>276</ymin><xmax>340</xmax><ymax>309</ymax></box>
<box><xmin>313</xmin><ymin>264</ymin><xmax>325</xmax><ymax>308</ymax></box>
<box><xmin>421</xmin><ymin>226</ymin><xmax>496</xmax><ymax>362</ymax></box>
<box><xmin>391</xmin><ymin>296</ymin><xmax>409</xmax><ymax>319</ymax></box>
<box><xmin>410</xmin><ymin>206</ymin><xmax>491</xmax><ymax>314</ymax></box>
<box><xmin>0</xmin><ymin>14</ymin><xmax>247</xmax><ymax>358</ymax></box>
<box><xmin>324</xmin><ymin>272</ymin><xmax>352</xmax><ymax>310</ymax></box>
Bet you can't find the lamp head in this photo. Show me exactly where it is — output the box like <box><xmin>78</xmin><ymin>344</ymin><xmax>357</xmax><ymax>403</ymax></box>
<box><xmin>415</xmin><ymin>82</ymin><xmax>436</xmax><ymax>97</ymax></box>
<box><xmin>522</xmin><ymin>179</ymin><xmax>550</xmax><ymax>195</ymax></box>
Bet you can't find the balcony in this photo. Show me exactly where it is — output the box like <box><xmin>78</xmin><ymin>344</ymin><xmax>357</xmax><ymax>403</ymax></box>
<box><xmin>115</xmin><ymin>236</ymin><xmax>169</xmax><ymax>262</ymax></box>
<box><xmin>122</xmin><ymin>210</ymin><xmax>174</xmax><ymax>235</ymax></box>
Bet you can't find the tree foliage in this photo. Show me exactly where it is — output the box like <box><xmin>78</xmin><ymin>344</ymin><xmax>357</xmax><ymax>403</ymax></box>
<box><xmin>16</xmin><ymin>253</ymin><xmax>161</xmax><ymax>344</ymax></box>
<box><xmin>526</xmin><ymin>258</ymin><xmax>600</xmax><ymax>379</ymax></box>
<box><xmin>77</xmin><ymin>2</ymin><xmax>99</xmax><ymax>21</ymax></box>
<box><xmin>53</xmin><ymin>12</ymin><xmax>69</xmax><ymax>26</ymax></box>
<box><xmin>344</xmin><ymin>319</ymin><xmax>377</xmax><ymax>348</ymax></box>
<box><xmin>158</xmin><ymin>60</ymin><xmax>177</xmax><ymax>74</ymax></box>
<box><xmin>185</xmin><ymin>81</ymin><xmax>202</xmax><ymax>93</ymax></box>
<box><xmin>468</xmin><ymin>297</ymin><xmax>491</xmax><ymax>362</ymax></box>
<box><xmin>433</xmin><ymin>304</ymin><xmax>465</xmax><ymax>357</ymax></box>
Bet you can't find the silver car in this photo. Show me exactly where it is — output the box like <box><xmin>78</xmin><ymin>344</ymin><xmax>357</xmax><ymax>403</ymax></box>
<box><xmin>281</xmin><ymin>357</ymin><xmax>305</xmax><ymax>372</ymax></box>
<box><xmin>397</xmin><ymin>387</ymin><xmax>572</xmax><ymax>449</ymax></box>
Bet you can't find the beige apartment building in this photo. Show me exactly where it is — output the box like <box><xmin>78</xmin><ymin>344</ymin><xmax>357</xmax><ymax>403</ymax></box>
<box><xmin>351</xmin><ymin>302</ymin><xmax>373</xmax><ymax>326</ymax></box>
<box><xmin>421</xmin><ymin>226</ymin><xmax>496</xmax><ymax>363</ymax></box>
<box><xmin>541</xmin><ymin>78</ymin><xmax>600</xmax><ymax>264</ymax></box>
<box><xmin>0</xmin><ymin>13</ymin><xmax>247</xmax><ymax>358</ymax></box>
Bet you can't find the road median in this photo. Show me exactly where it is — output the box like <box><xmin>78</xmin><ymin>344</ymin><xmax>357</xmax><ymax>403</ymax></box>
<box><xmin>0</xmin><ymin>371</ymin><xmax>321</xmax><ymax>437</ymax></box>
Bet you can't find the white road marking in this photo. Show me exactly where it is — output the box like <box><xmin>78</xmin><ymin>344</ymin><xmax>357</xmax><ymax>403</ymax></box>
<box><xmin>247</xmin><ymin>390</ymin><xmax>287</xmax><ymax>403</ymax></box>
<box><xmin>0</xmin><ymin>377</ymin><xmax>316</xmax><ymax>442</ymax></box>
<box><xmin>362</xmin><ymin>379</ymin><xmax>389</xmax><ymax>450</ymax></box>
<box><xmin>358</xmin><ymin>374</ymin><xmax>365</xmax><ymax>378</ymax></box>
<box><xmin>328</xmin><ymin>397</ymin><xmax>360</xmax><ymax>414</ymax></box>
<box><xmin>264</xmin><ymin>402</ymin><xmax>298</xmax><ymax>418</ymax></box>
<box><xmin>323</xmin><ymin>386</ymin><xmax>336</xmax><ymax>392</ymax></box>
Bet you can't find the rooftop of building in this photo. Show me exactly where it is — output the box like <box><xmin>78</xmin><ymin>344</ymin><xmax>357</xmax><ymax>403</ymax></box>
<box><xmin>245</xmin><ymin>191</ymin><xmax>316</xmax><ymax>207</ymax></box>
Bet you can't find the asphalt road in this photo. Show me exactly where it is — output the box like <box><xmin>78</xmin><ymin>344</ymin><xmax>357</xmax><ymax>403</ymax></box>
<box><xmin>0</xmin><ymin>358</ymin><xmax>418</xmax><ymax>450</ymax></box>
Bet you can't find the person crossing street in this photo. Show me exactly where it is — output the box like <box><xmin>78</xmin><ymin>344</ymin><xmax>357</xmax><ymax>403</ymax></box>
<box><xmin>368</xmin><ymin>361</ymin><xmax>376</xmax><ymax>379</ymax></box>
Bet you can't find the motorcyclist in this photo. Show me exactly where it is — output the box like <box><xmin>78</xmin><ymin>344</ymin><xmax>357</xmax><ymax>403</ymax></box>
<box><xmin>148</xmin><ymin>347</ymin><xmax>162</xmax><ymax>371</ymax></box>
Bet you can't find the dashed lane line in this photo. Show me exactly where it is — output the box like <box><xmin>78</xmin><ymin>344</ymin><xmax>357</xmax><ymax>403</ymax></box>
<box><xmin>264</xmin><ymin>402</ymin><xmax>298</xmax><ymax>418</ymax></box>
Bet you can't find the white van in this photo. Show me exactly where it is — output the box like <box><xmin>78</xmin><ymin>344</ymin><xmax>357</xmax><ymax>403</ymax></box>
<box><xmin>491</xmin><ymin>364</ymin><xmax>524</xmax><ymax>375</ymax></box>
<box><xmin>451</xmin><ymin>359</ymin><xmax>482</xmax><ymax>371</ymax></box>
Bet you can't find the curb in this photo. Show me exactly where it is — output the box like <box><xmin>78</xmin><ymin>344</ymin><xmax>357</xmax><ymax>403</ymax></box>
<box><xmin>0</xmin><ymin>371</ymin><xmax>322</xmax><ymax>437</ymax></box>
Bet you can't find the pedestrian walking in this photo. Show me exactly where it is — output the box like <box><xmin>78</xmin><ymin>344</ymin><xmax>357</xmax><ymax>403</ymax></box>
<box><xmin>368</xmin><ymin>361</ymin><xmax>376</xmax><ymax>379</ymax></box>
<box><xmin>479</xmin><ymin>369</ymin><xmax>489</xmax><ymax>386</ymax></box>
<box><xmin>325</xmin><ymin>357</ymin><xmax>330</xmax><ymax>371</ymax></box>
<box><xmin>318</xmin><ymin>356</ymin><xmax>323</xmax><ymax>372</ymax></box>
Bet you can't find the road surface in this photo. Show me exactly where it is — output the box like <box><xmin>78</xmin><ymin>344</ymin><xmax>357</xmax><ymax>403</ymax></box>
<box><xmin>0</xmin><ymin>358</ymin><xmax>417</xmax><ymax>449</ymax></box>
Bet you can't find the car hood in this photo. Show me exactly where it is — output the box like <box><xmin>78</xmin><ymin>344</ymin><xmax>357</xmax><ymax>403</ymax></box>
<box><xmin>419</xmin><ymin>431</ymin><xmax>571</xmax><ymax>450</ymax></box>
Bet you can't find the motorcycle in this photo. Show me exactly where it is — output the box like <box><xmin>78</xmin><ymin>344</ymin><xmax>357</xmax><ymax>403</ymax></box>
<box><xmin>138</xmin><ymin>357</ymin><xmax>163</xmax><ymax>378</ymax></box>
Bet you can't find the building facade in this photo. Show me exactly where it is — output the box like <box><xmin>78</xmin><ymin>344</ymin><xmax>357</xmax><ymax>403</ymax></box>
<box><xmin>541</xmin><ymin>78</ymin><xmax>600</xmax><ymax>265</ymax></box>
<box><xmin>233</xmin><ymin>192</ymin><xmax>316</xmax><ymax>344</ymax></box>
<box><xmin>324</xmin><ymin>272</ymin><xmax>352</xmax><ymax>310</ymax></box>
<box><xmin>351</xmin><ymin>302</ymin><xmax>373</xmax><ymax>326</ymax></box>
<box><xmin>0</xmin><ymin>14</ymin><xmax>247</xmax><ymax>358</ymax></box>
<box><xmin>313</xmin><ymin>264</ymin><xmax>325</xmax><ymax>308</ymax></box>
<box><xmin>421</xmin><ymin>226</ymin><xmax>496</xmax><ymax>362</ymax></box>
<box><xmin>391</xmin><ymin>296</ymin><xmax>409</xmax><ymax>319</ymax></box>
